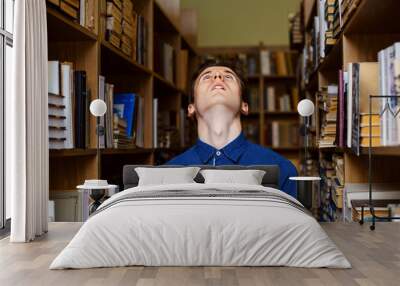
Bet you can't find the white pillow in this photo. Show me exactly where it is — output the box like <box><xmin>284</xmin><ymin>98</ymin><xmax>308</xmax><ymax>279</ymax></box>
<box><xmin>200</xmin><ymin>169</ymin><xmax>266</xmax><ymax>185</ymax></box>
<box><xmin>135</xmin><ymin>167</ymin><xmax>201</xmax><ymax>186</ymax></box>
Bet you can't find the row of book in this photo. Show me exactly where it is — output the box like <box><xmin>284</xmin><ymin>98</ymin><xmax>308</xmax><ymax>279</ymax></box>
<box><xmin>47</xmin><ymin>60</ymin><xmax>145</xmax><ymax>149</ymax></box>
<box><xmin>288</xmin><ymin>11</ymin><xmax>303</xmax><ymax>50</ymax></box>
<box><xmin>318</xmin><ymin>85</ymin><xmax>338</xmax><ymax>148</ymax></box>
<box><xmin>47</xmin><ymin>0</ymin><xmax>96</xmax><ymax>32</ymax></box>
<box><xmin>315</xmin><ymin>45</ymin><xmax>400</xmax><ymax>153</ymax></box>
<box><xmin>48</xmin><ymin>61</ymin><xmax>89</xmax><ymax>149</ymax></box>
<box><xmin>258</xmin><ymin>50</ymin><xmax>297</xmax><ymax>77</ymax></box>
<box><xmin>301</xmin><ymin>0</ymin><xmax>361</xmax><ymax>84</ymax></box>
<box><xmin>203</xmin><ymin>50</ymin><xmax>297</xmax><ymax>78</ymax></box>
<box><xmin>99</xmin><ymin>77</ymin><xmax>145</xmax><ymax>149</ymax></box>
<box><xmin>247</xmin><ymin>86</ymin><xmax>299</xmax><ymax>113</ymax></box>
<box><xmin>265</xmin><ymin>121</ymin><xmax>299</xmax><ymax>148</ymax></box>
<box><xmin>154</xmin><ymin>38</ymin><xmax>175</xmax><ymax>84</ymax></box>
<box><xmin>319</xmin><ymin>153</ymin><xmax>344</xmax><ymax>221</ymax></box>
<box><xmin>104</xmin><ymin>0</ymin><xmax>147</xmax><ymax>65</ymax></box>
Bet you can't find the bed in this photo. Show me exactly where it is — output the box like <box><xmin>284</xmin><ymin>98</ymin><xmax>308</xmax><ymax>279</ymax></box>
<box><xmin>50</xmin><ymin>165</ymin><xmax>351</xmax><ymax>269</ymax></box>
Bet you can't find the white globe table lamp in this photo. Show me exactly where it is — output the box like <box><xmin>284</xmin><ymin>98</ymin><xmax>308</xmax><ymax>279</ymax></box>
<box><xmin>290</xmin><ymin>99</ymin><xmax>320</xmax><ymax>208</ymax></box>
<box><xmin>77</xmin><ymin>99</ymin><xmax>116</xmax><ymax>216</ymax></box>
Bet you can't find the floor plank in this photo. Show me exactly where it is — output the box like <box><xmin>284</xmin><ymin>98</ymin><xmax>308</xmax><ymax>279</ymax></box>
<box><xmin>0</xmin><ymin>222</ymin><xmax>399</xmax><ymax>286</ymax></box>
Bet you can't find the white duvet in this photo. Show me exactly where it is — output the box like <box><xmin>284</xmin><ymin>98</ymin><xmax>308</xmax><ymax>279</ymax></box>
<box><xmin>50</xmin><ymin>183</ymin><xmax>351</xmax><ymax>269</ymax></box>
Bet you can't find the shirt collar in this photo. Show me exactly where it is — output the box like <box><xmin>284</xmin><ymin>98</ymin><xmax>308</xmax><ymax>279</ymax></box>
<box><xmin>194</xmin><ymin>132</ymin><xmax>249</xmax><ymax>164</ymax></box>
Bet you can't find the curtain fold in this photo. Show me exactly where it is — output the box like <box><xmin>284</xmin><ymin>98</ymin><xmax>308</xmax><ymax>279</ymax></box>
<box><xmin>8</xmin><ymin>0</ymin><xmax>49</xmax><ymax>242</ymax></box>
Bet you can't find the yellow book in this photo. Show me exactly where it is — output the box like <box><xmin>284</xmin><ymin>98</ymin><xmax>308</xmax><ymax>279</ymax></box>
<box><xmin>360</xmin><ymin>136</ymin><xmax>380</xmax><ymax>147</ymax></box>
<box><xmin>360</xmin><ymin>126</ymin><xmax>381</xmax><ymax>137</ymax></box>
<box><xmin>360</xmin><ymin>114</ymin><xmax>380</xmax><ymax>126</ymax></box>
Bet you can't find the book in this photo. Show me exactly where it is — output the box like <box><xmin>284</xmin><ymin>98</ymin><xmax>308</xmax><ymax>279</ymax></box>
<box><xmin>113</xmin><ymin>93</ymin><xmax>137</xmax><ymax>139</ymax></box>
<box><xmin>60</xmin><ymin>0</ymin><xmax>79</xmax><ymax>20</ymax></box>
<box><xmin>176</xmin><ymin>50</ymin><xmax>189</xmax><ymax>90</ymax></box>
<box><xmin>48</xmin><ymin>61</ymin><xmax>60</xmax><ymax>96</ymax></box>
<box><xmin>153</xmin><ymin>98</ymin><xmax>158</xmax><ymax>148</ymax></box>
<box><xmin>336</xmin><ymin>69</ymin><xmax>345</xmax><ymax>147</ymax></box>
<box><xmin>350</xmin><ymin>62</ymin><xmax>379</xmax><ymax>155</ymax></box>
<box><xmin>47</xmin><ymin>0</ymin><xmax>60</xmax><ymax>6</ymax></box>
<box><xmin>64</xmin><ymin>0</ymin><xmax>79</xmax><ymax>9</ymax></box>
<box><xmin>107</xmin><ymin>16</ymin><xmax>122</xmax><ymax>35</ymax></box>
<box><xmin>60</xmin><ymin>62</ymin><xmax>75</xmax><ymax>149</ymax></box>
<box><xmin>260</xmin><ymin>50</ymin><xmax>271</xmax><ymax>76</ymax></box>
<box><xmin>74</xmin><ymin>71</ymin><xmax>88</xmax><ymax>149</ymax></box>
<box><xmin>105</xmin><ymin>83</ymin><xmax>114</xmax><ymax>149</ymax></box>
<box><xmin>106</xmin><ymin>2</ymin><xmax>122</xmax><ymax>23</ymax></box>
<box><xmin>98</xmin><ymin>75</ymin><xmax>106</xmax><ymax>148</ymax></box>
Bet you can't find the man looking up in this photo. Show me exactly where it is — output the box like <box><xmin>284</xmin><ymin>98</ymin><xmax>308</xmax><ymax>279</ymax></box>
<box><xmin>166</xmin><ymin>60</ymin><xmax>298</xmax><ymax>198</ymax></box>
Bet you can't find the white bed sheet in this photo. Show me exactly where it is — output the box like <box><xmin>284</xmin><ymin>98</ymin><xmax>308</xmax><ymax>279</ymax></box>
<box><xmin>50</xmin><ymin>183</ymin><xmax>351</xmax><ymax>269</ymax></box>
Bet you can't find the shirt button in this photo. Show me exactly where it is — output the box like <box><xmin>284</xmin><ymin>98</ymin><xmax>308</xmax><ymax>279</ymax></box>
<box><xmin>216</xmin><ymin>151</ymin><xmax>221</xmax><ymax>156</ymax></box>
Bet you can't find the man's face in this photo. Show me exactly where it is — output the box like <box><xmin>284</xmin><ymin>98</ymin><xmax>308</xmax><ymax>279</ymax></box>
<box><xmin>189</xmin><ymin>66</ymin><xmax>248</xmax><ymax>118</ymax></box>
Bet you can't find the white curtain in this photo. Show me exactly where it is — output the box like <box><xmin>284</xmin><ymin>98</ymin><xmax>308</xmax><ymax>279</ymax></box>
<box><xmin>7</xmin><ymin>0</ymin><xmax>49</xmax><ymax>242</ymax></box>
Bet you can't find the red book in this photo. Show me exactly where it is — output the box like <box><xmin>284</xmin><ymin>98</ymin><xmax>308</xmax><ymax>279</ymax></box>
<box><xmin>337</xmin><ymin>69</ymin><xmax>345</xmax><ymax>147</ymax></box>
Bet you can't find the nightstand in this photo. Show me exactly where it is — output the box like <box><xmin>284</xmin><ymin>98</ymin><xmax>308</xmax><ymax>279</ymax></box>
<box><xmin>77</xmin><ymin>180</ymin><xmax>117</xmax><ymax>221</ymax></box>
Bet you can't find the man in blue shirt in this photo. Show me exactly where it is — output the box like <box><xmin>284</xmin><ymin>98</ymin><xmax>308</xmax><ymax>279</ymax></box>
<box><xmin>166</xmin><ymin>59</ymin><xmax>298</xmax><ymax>198</ymax></box>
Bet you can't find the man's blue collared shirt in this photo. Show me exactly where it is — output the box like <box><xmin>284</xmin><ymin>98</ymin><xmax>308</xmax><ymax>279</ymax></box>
<box><xmin>166</xmin><ymin>132</ymin><xmax>298</xmax><ymax>198</ymax></box>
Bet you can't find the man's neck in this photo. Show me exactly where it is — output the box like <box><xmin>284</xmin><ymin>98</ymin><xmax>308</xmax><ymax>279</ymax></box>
<box><xmin>197</xmin><ymin>106</ymin><xmax>242</xmax><ymax>149</ymax></box>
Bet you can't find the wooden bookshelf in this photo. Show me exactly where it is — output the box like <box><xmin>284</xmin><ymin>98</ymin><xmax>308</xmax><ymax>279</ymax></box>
<box><xmin>299</xmin><ymin>0</ymin><xmax>400</xmax><ymax>221</ymax></box>
<box><xmin>46</xmin><ymin>0</ymin><xmax>199</xmax><ymax>196</ymax></box>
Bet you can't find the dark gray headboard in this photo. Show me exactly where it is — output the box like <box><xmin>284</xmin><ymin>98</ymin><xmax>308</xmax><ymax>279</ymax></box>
<box><xmin>123</xmin><ymin>165</ymin><xmax>280</xmax><ymax>190</ymax></box>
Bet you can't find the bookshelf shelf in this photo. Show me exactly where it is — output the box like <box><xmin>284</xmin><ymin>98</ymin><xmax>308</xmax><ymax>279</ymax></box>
<box><xmin>47</xmin><ymin>7</ymin><xmax>97</xmax><ymax>42</ymax></box>
<box><xmin>264</xmin><ymin>111</ymin><xmax>298</xmax><ymax>116</ymax></box>
<box><xmin>268</xmin><ymin>146</ymin><xmax>300</xmax><ymax>152</ymax></box>
<box><xmin>101</xmin><ymin>40</ymin><xmax>152</xmax><ymax>75</ymax></box>
<box><xmin>49</xmin><ymin>149</ymin><xmax>97</xmax><ymax>157</ymax></box>
<box><xmin>304</xmin><ymin>0</ymin><xmax>317</xmax><ymax>32</ymax></box>
<box><xmin>153</xmin><ymin>72</ymin><xmax>180</xmax><ymax>93</ymax></box>
<box><xmin>154</xmin><ymin>1</ymin><xmax>181</xmax><ymax>35</ymax></box>
<box><xmin>101</xmin><ymin>148</ymin><xmax>154</xmax><ymax>155</ymax></box>
<box><xmin>263</xmin><ymin>75</ymin><xmax>296</xmax><ymax>80</ymax></box>
<box><xmin>344</xmin><ymin>0</ymin><xmax>400</xmax><ymax>35</ymax></box>
<box><xmin>360</xmin><ymin>146</ymin><xmax>400</xmax><ymax>156</ymax></box>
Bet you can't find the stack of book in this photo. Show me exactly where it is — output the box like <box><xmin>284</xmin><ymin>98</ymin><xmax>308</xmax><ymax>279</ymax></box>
<box><xmin>320</xmin><ymin>153</ymin><xmax>343</xmax><ymax>221</ymax></box>
<box><xmin>113</xmin><ymin>114</ymin><xmax>135</xmax><ymax>148</ymax></box>
<box><xmin>359</xmin><ymin>114</ymin><xmax>381</xmax><ymax>147</ymax></box>
<box><xmin>331</xmin><ymin>0</ymin><xmax>341</xmax><ymax>39</ymax></box>
<box><xmin>259</xmin><ymin>50</ymin><xmax>297</xmax><ymax>76</ymax></box>
<box><xmin>47</xmin><ymin>0</ymin><xmax>97</xmax><ymax>31</ymax></box>
<box><xmin>106</xmin><ymin>0</ymin><xmax>136</xmax><ymax>57</ymax></box>
<box><xmin>288</xmin><ymin>11</ymin><xmax>303</xmax><ymax>49</ymax></box>
<box><xmin>324</xmin><ymin>0</ymin><xmax>337</xmax><ymax>50</ymax></box>
<box><xmin>318</xmin><ymin>85</ymin><xmax>338</xmax><ymax>148</ymax></box>
<box><xmin>331</xmin><ymin>154</ymin><xmax>344</xmax><ymax>211</ymax></box>
<box><xmin>340</xmin><ymin>0</ymin><xmax>361</xmax><ymax>31</ymax></box>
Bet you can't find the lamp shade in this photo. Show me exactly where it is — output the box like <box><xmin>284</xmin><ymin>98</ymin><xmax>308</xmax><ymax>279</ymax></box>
<box><xmin>89</xmin><ymin>99</ymin><xmax>107</xmax><ymax>117</ymax></box>
<box><xmin>297</xmin><ymin>99</ymin><xmax>315</xmax><ymax>117</ymax></box>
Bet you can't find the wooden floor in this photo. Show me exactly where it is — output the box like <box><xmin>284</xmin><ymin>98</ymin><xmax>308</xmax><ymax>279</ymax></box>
<box><xmin>0</xmin><ymin>222</ymin><xmax>399</xmax><ymax>286</ymax></box>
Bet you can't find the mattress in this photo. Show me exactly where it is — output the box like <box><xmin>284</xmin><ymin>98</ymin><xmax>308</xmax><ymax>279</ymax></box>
<box><xmin>50</xmin><ymin>183</ymin><xmax>351</xmax><ymax>269</ymax></box>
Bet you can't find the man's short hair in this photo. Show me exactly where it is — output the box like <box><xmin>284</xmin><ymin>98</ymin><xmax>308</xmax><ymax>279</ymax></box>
<box><xmin>189</xmin><ymin>59</ymin><xmax>248</xmax><ymax>103</ymax></box>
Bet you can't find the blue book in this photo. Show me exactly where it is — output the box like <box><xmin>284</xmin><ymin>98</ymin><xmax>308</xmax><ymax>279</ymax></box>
<box><xmin>113</xmin><ymin>93</ymin><xmax>137</xmax><ymax>138</ymax></box>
